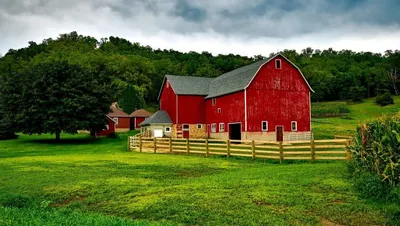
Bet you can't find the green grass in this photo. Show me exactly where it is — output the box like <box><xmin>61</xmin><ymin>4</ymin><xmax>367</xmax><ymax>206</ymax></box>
<box><xmin>1</xmin><ymin>133</ymin><xmax>399</xmax><ymax>225</ymax></box>
<box><xmin>312</xmin><ymin>96</ymin><xmax>400</xmax><ymax>139</ymax></box>
<box><xmin>312</xmin><ymin>101</ymin><xmax>350</xmax><ymax>118</ymax></box>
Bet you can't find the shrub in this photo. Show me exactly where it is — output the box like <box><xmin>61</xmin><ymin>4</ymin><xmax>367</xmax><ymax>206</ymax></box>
<box><xmin>311</xmin><ymin>102</ymin><xmax>350</xmax><ymax>118</ymax></box>
<box><xmin>348</xmin><ymin>114</ymin><xmax>400</xmax><ymax>201</ymax></box>
<box><xmin>375</xmin><ymin>92</ymin><xmax>394</xmax><ymax>106</ymax></box>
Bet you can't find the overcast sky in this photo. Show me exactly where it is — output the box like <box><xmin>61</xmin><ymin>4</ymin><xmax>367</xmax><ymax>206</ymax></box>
<box><xmin>0</xmin><ymin>0</ymin><xmax>399</xmax><ymax>56</ymax></box>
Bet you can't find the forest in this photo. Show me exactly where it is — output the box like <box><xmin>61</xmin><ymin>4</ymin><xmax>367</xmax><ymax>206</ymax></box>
<box><xmin>0</xmin><ymin>31</ymin><xmax>399</xmax><ymax>104</ymax></box>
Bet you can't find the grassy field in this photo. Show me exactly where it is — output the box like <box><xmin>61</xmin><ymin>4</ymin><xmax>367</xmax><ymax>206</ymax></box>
<box><xmin>312</xmin><ymin>96</ymin><xmax>400</xmax><ymax>139</ymax></box>
<box><xmin>1</xmin><ymin>132</ymin><xmax>399</xmax><ymax>225</ymax></box>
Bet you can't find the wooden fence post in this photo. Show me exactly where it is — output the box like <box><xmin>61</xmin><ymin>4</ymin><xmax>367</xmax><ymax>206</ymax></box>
<box><xmin>205</xmin><ymin>139</ymin><xmax>209</xmax><ymax>157</ymax></box>
<box><xmin>227</xmin><ymin>140</ymin><xmax>230</xmax><ymax>158</ymax></box>
<box><xmin>139</xmin><ymin>136</ymin><xmax>142</xmax><ymax>153</ymax></box>
<box><xmin>251</xmin><ymin>140</ymin><xmax>255</xmax><ymax>161</ymax></box>
<box><xmin>186</xmin><ymin>138</ymin><xmax>190</xmax><ymax>154</ymax></box>
<box><xmin>154</xmin><ymin>137</ymin><xmax>157</xmax><ymax>153</ymax></box>
<box><xmin>279</xmin><ymin>142</ymin><xmax>283</xmax><ymax>164</ymax></box>
<box><xmin>346</xmin><ymin>139</ymin><xmax>351</xmax><ymax>163</ymax></box>
<box><xmin>169</xmin><ymin>137</ymin><xmax>172</xmax><ymax>154</ymax></box>
<box><xmin>127</xmin><ymin>136</ymin><xmax>131</xmax><ymax>152</ymax></box>
<box><xmin>311</xmin><ymin>139</ymin><xmax>315</xmax><ymax>164</ymax></box>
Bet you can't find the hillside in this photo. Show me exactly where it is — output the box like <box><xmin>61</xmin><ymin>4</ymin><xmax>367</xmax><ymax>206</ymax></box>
<box><xmin>312</xmin><ymin>96</ymin><xmax>400</xmax><ymax>139</ymax></box>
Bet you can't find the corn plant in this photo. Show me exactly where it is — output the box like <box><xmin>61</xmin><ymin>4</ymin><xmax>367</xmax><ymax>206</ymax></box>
<box><xmin>349</xmin><ymin>114</ymin><xmax>400</xmax><ymax>187</ymax></box>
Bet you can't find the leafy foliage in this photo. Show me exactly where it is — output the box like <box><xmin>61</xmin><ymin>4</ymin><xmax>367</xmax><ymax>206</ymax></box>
<box><xmin>311</xmin><ymin>102</ymin><xmax>350</xmax><ymax>118</ymax></box>
<box><xmin>348</xmin><ymin>114</ymin><xmax>400</xmax><ymax>200</ymax></box>
<box><xmin>376</xmin><ymin>92</ymin><xmax>394</xmax><ymax>106</ymax></box>
<box><xmin>119</xmin><ymin>85</ymin><xmax>145</xmax><ymax>114</ymax></box>
<box><xmin>1</xmin><ymin>32</ymin><xmax>399</xmax><ymax>105</ymax></box>
<box><xmin>3</xmin><ymin>60</ymin><xmax>113</xmax><ymax>140</ymax></box>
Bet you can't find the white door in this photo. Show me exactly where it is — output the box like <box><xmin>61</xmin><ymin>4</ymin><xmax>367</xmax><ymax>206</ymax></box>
<box><xmin>154</xmin><ymin>129</ymin><xmax>163</xmax><ymax>138</ymax></box>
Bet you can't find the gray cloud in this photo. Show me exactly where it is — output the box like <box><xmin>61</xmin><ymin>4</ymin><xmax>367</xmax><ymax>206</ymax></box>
<box><xmin>0</xmin><ymin>0</ymin><xmax>399</xmax><ymax>56</ymax></box>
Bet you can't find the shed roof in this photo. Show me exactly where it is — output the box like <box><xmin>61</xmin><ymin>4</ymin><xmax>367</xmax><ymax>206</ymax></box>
<box><xmin>139</xmin><ymin>110</ymin><xmax>172</xmax><ymax>126</ymax></box>
<box><xmin>130</xmin><ymin>109</ymin><xmax>152</xmax><ymax>117</ymax></box>
<box><xmin>108</xmin><ymin>103</ymin><xmax>130</xmax><ymax>117</ymax></box>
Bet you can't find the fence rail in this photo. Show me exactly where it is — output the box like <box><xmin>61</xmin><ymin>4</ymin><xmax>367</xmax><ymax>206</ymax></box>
<box><xmin>128</xmin><ymin>136</ymin><xmax>351</xmax><ymax>163</ymax></box>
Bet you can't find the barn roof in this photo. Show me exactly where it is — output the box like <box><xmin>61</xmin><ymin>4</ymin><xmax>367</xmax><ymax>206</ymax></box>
<box><xmin>157</xmin><ymin>54</ymin><xmax>313</xmax><ymax>100</ymax></box>
<box><xmin>108</xmin><ymin>103</ymin><xmax>130</xmax><ymax>117</ymax></box>
<box><xmin>159</xmin><ymin>75</ymin><xmax>213</xmax><ymax>97</ymax></box>
<box><xmin>130</xmin><ymin>109</ymin><xmax>152</xmax><ymax>117</ymax></box>
<box><xmin>139</xmin><ymin>110</ymin><xmax>172</xmax><ymax>126</ymax></box>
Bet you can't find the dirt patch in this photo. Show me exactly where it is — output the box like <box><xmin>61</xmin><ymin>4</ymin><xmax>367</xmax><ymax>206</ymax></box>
<box><xmin>330</xmin><ymin>199</ymin><xmax>346</xmax><ymax>204</ymax></box>
<box><xmin>321</xmin><ymin>218</ymin><xmax>344</xmax><ymax>226</ymax></box>
<box><xmin>51</xmin><ymin>196</ymin><xmax>86</xmax><ymax>207</ymax></box>
<box><xmin>252</xmin><ymin>200</ymin><xmax>272</xmax><ymax>206</ymax></box>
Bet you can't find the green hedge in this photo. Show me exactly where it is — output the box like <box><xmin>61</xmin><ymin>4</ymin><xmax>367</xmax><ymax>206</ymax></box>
<box><xmin>348</xmin><ymin>114</ymin><xmax>400</xmax><ymax>201</ymax></box>
<box><xmin>311</xmin><ymin>102</ymin><xmax>350</xmax><ymax>118</ymax></box>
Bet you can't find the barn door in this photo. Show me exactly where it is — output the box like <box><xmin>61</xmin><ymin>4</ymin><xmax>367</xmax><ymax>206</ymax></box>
<box><xmin>182</xmin><ymin>124</ymin><xmax>190</xmax><ymax>138</ymax></box>
<box><xmin>207</xmin><ymin>124</ymin><xmax>211</xmax><ymax>138</ymax></box>
<box><xmin>276</xmin><ymin>126</ymin><xmax>284</xmax><ymax>141</ymax></box>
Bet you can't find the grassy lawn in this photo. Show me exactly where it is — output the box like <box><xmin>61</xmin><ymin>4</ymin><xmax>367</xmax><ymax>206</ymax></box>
<box><xmin>312</xmin><ymin>96</ymin><xmax>400</xmax><ymax>139</ymax></box>
<box><xmin>1</xmin><ymin>132</ymin><xmax>399</xmax><ymax>225</ymax></box>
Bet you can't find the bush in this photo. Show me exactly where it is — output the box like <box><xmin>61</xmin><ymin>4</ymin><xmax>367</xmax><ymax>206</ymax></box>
<box><xmin>348</xmin><ymin>114</ymin><xmax>400</xmax><ymax>201</ymax></box>
<box><xmin>311</xmin><ymin>102</ymin><xmax>350</xmax><ymax>118</ymax></box>
<box><xmin>375</xmin><ymin>92</ymin><xmax>394</xmax><ymax>106</ymax></box>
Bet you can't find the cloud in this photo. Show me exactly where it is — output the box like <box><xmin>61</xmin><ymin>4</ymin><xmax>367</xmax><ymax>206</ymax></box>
<box><xmin>0</xmin><ymin>0</ymin><xmax>399</xmax><ymax>56</ymax></box>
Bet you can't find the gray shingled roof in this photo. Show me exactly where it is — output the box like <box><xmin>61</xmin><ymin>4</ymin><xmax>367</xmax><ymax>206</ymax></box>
<box><xmin>206</xmin><ymin>57</ymin><xmax>271</xmax><ymax>98</ymax></box>
<box><xmin>165</xmin><ymin>75</ymin><xmax>213</xmax><ymax>95</ymax></box>
<box><xmin>139</xmin><ymin>110</ymin><xmax>172</xmax><ymax>126</ymax></box>
<box><xmin>157</xmin><ymin>54</ymin><xmax>313</xmax><ymax>100</ymax></box>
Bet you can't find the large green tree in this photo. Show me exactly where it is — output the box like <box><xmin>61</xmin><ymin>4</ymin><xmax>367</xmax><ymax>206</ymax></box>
<box><xmin>6</xmin><ymin>60</ymin><xmax>113</xmax><ymax>141</ymax></box>
<box><xmin>119</xmin><ymin>84</ymin><xmax>146</xmax><ymax>114</ymax></box>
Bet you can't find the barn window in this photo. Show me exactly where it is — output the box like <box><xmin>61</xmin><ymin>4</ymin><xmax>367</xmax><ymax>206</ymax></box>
<box><xmin>218</xmin><ymin>108</ymin><xmax>221</xmax><ymax>114</ymax></box>
<box><xmin>261</xmin><ymin>121</ymin><xmax>268</xmax><ymax>131</ymax></box>
<box><xmin>105</xmin><ymin>125</ymin><xmax>109</xmax><ymax>130</ymax></box>
<box><xmin>183</xmin><ymin>124</ymin><xmax>190</xmax><ymax>131</ymax></box>
<box><xmin>212</xmin><ymin>98</ymin><xmax>216</xmax><ymax>106</ymax></box>
<box><xmin>291</xmin><ymin>121</ymin><xmax>297</xmax><ymax>131</ymax></box>
<box><xmin>275</xmin><ymin>59</ymin><xmax>281</xmax><ymax>69</ymax></box>
<box><xmin>219</xmin><ymin>123</ymin><xmax>225</xmax><ymax>132</ymax></box>
<box><xmin>211</xmin><ymin>124</ymin><xmax>216</xmax><ymax>133</ymax></box>
<box><xmin>165</xmin><ymin>127</ymin><xmax>171</xmax><ymax>132</ymax></box>
<box><xmin>113</xmin><ymin>117</ymin><xmax>118</xmax><ymax>125</ymax></box>
<box><xmin>197</xmin><ymin>124</ymin><xmax>202</xmax><ymax>129</ymax></box>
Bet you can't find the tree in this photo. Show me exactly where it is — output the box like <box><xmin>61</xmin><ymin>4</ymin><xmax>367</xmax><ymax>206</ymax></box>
<box><xmin>7</xmin><ymin>60</ymin><xmax>113</xmax><ymax>141</ymax></box>
<box><xmin>119</xmin><ymin>85</ymin><xmax>145</xmax><ymax>114</ymax></box>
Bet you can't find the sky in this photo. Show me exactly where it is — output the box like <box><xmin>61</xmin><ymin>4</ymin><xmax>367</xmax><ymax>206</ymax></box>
<box><xmin>0</xmin><ymin>0</ymin><xmax>399</xmax><ymax>56</ymax></box>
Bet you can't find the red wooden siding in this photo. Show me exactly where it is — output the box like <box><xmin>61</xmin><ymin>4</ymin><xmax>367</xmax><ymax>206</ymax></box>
<box><xmin>96</xmin><ymin>117</ymin><xmax>115</xmax><ymax>136</ymax></box>
<box><xmin>177</xmin><ymin>95</ymin><xmax>206</xmax><ymax>124</ymax></box>
<box><xmin>134</xmin><ymin>117</ymin><xmax>146</xmax><ymax>128</ymax></box>
<box><xmin>246</xmin><ymin>56</ymin><xmax>310</xmax><ymax>132</ymax></box>
<box><xmin>205</xmin><ymin>91</ymin><xmax>245</xmax><ymax>131</ymax></box>
<box><xmin>160</xmin><ymin>80</ymin><xmax>177</xmax><ymax>123</ymax></box>
<box><xmin>115</xmin><ymin>117</ymin><xmax>130</xmax><ymax>129</ymax></box>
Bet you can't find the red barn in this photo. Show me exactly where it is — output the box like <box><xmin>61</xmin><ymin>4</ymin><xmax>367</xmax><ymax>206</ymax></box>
<box><xmin>130</xmin><ymin>109</ymin><xmax>152</xmax><ymax>130</ymax></box>
<box><xmin>142</xmin><ymin>54</ymin><xmax>313</xmax><ymax>141</ymax></box>
<box><xmin>108</xmin><ymin>103</ymin><xmax>130</xmax><ymax>132</ymax></box>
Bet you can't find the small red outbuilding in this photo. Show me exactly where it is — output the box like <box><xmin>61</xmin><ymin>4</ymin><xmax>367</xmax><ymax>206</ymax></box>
<box><xmin>130</xmin><ymin>109</ymin><xmax>152</xmax><ymax>130</ymax></box>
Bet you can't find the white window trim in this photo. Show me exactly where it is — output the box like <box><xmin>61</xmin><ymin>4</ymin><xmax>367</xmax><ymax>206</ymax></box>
<box><xmin>261</xmin><ymin>121</ymin><xmax>268</xmax><ymax>132</ymax></box>
<box><xmin>165</xmin><ymin>127</ymin><xmax>171</xmax><ymax>132</ymax></box>
<box><xmin>182</xmin><ymin>124</ymin><xmax>190</xmax><ymax>131</ymax></box>
<box><xmin>219</xmin><ymin>123</ymin><xmax>225</xmax><ymax>133</ymax></box>
<box><xmin>218</xmin><ymin>108</ymin><xmax>221</xmax><ymax>114</ymax></box>
<box><xmin>105</xmin><ymin>125</ymin><xmax>109</xmax><ymax>130</ymax></box>
<box><xmin>113</xmin><ymin>117</ymin><xmax>118</xmax><ymax>125</ymax></box>
<box><xmin>211</xmin><ymin>123</ymin><xmax>216</xmax><ymax>133</ymax></box>
<box><xmin>212</xmin><ymin>98</ymin><xmax>216</xmax><ymax>106</ymax></box>
<box><xmin>275</xmin><ymin>59</ymin><xmax>282</xmax><ymax>69</ymax></box>
<box><xmin>197</xmin><ymin>124</ymin><xmax>202</xmax><ymax>129</ymax></box>
<box><xmin>291</xmin><ymin>121</ymin><xmax>298</xmax><ymax>131</ymax></box>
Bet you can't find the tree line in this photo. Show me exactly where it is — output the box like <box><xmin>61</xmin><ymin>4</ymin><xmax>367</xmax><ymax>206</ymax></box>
<box><xmin>0</xmin><ymin>31</ymin><xmax>399</xmax><ymax>139</ymax></box>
